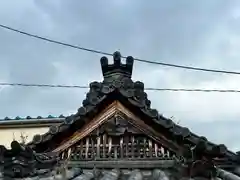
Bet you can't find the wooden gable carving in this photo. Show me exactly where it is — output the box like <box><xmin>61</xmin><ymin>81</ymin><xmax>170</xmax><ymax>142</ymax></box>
<box><xmin>61</xmin><ymin>117</ymin><xmax>175</xmax><ymax>162</ymax></box>
<box><xmin>57</xmin><ymin>101</ymin><xmax>180</xmax><ymax>162</ymax></box>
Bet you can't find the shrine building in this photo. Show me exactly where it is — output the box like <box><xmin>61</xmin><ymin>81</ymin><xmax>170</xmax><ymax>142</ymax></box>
<box><xmin>0</xmin><ymin>52</ymin><xmax>239</xmax><ymax>179</ymax></box>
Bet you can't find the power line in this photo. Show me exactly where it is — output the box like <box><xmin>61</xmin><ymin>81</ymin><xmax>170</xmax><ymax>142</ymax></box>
<box><xmin>0</xmin><ymin>24</ymin><xmax>112</xmax><ymax>56</ymax></box>
<box><xmin>0</xmin><ymin>82</ymin><xmax>88</xmax><ymax>89</ymax></box>
<box><xmin>1</xmin><ymin>24</ymin><xmax>240</xmax><ymax>75</ymax></box>
<box><xmin>0</xmin><ymin>82</ymin><xmax>240</xmax><ymax>93</ymax></box>
<box><xmin>145</xmin><ymin>87</ymin><xmax>240</xmax><ymax>93</ymax></box>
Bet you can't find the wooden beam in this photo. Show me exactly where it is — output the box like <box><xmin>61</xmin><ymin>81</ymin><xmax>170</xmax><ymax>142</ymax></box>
<box><xmin>63</xmin><ymin>159</ymin><xmax>177</xmax><ymax>169</ymax></box>
<box><xmin>116</xmin><ymin>101</ymin><xmax>180</xmax><ymax>152</ymax></box>
<box><xmin>53</xmin><ymin>101</ymin><xmax>118</xmax><ymax>153</ymax></box>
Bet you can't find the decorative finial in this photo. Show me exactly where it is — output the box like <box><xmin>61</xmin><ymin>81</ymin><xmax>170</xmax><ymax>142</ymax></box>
<box><xmin>100</xmin><ymin>51</ymin><xmax>134</xmax><ymax>79</ymax></box>
<box><xmin>113</xmin><ymin>51</ymin><xmax>121</xmax><ymax>66</ymax></box>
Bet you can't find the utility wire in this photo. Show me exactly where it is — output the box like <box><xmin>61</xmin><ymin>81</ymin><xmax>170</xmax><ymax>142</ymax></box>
<box><xmin>0</xmin><ymin>83</ymin><xmax>88</xmax><ymax>89</ymax></box>
<box><xmin>1</xmin><ymin>24</ymin><xmax>240</xmax><ymax>75</ymax></box>
<box><xmin>0</xmin><ymin>82</ymin><xmax>240</xmax><ymax>93</ymax></box>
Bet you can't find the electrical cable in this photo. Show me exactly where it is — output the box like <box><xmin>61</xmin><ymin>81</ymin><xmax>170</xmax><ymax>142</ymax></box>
<box><xmin>1</xmin><ymin>24</ymin><xmax>240</xmax><ymax>75</ymax></box>
<box><xmin>0</xmin><ymin>82</ymin><xmax>240</xmax><ymax>93</ymax></box>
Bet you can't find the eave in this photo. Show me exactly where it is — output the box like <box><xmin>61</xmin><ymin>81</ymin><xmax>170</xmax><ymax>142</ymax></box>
<box><xmin>0</xmin><ymin>118</ymin><xmax>64</xmax><ymax>129</ymax></box>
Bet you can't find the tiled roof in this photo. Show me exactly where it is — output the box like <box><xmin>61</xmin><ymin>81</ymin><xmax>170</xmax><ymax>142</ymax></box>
<box><xmin>0</xmin><ymin>114</ymin><xmax>66</xmax><ymax>121</ymax></box>
<box><xmin>0</xmin><ymin>52</ymin><xmax>239</xmax><ymax>179</ymax></box>
<box><xmin>28</xmin><ymin>52</ymin><xmax>237</xmax><ymax>162</ymax></box>
<box><xmin>0</xmin><ymin>168</ymin><xmax>196</xmax><ymax>180</ymax></box>
<box><xmin>0</xmin><ymin>140</ymin><xmax>238</xmax><ymax>179</ymax></box>
<box><xmin>0</xmin><ymin>115</ymin><xmax>65</xmax><ymax>126</ymax></box>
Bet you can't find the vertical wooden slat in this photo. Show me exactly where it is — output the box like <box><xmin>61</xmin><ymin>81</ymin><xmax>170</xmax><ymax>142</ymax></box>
<box><xmin>72</xmin><ymin>146</ymin><xmax>78</xmax><ymax>160</ymax></box>
<box><xmin>154</xmin><ymin>143</ymin><xmax>158</xmax><ymax>157</ymax></box>
<box><xmin>149</xmin><ymin>139</ymin><xmax>152</xmax><ymax>157</ymax></box>
<box><xmin>108</xmin><ymin>136</ymin><xmax>112</xmax><ymax>157</ymax></box>
<box><xmin>160</xmin><ymin>147</ymin><xmax>165</xmax><ymax>156</ymax></box>
<box><xmin>91</xmin><ymin>136</ymin><xmax>95</xmax><ymax>159</ymax></box>
<box><xmin>166</xmin><ymin>150</ymin><xmax>170</xmax><ymax>157</ymax></box>
<box><xmin>61</xmin><ymin>151</ymin><xmax>64</xmax><ymax>159</ymax></box>
<box><xmin>67</xmin><ymin>148</ymin><xmax>72</xmax><ymax>159</ymax></box>
<box><xmin>103</xmin><ymin>134</ymin><xmax>107</xmax><ymax>158</ymax></box>
<box><xmin>120</xmin><ymin>136</ymin><xmax>124</xmax><ymax>158</ymax></box>
<box><xmin>143</xmin><ymin>138</ymin><xmax>147</xmax><ymax>158</ymax></box>
<box><xmin>96</xmin><ymin>135</ymin><xmax>101</xmax><ymax>158</ymax></box>
<box><xmin>80</xmin><ymin>140</ymin><xmax>83</xmax><ymax>159</ymax></box>
<box><xmin>131</xmin><ymin>136</ymin><xmax>135</xmax><ymax>158</ymax></box>
<box><xmin>76</xmin><ymin>147</ymin><xmax>80</xmax><ymax>160</ymax></box>
<box><xmin>124</xmin><ymin>133</ymin><xmax>129</xmax><ymax>157</ymax></box>
<box><xmin>114</xmin><ymin>145</ymin><xmax>118</xmax><ymax>159</ymax></box>
<box><xmin>85</xmin><ymin>137</ymin><xmax>89</xmax><ymax>159</ymax></box>
<box><xmin>136</xmin><ymin>137</ymin><xmax>141</xmax><ymax>158</ymax></box>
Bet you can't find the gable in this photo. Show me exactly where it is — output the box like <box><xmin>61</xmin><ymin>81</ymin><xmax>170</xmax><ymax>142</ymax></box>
<box><xmin>53</xmin><ymin>100</ymin><xmax>180</xmax><ymax>152</ymax></box>
<box><xmin>27</xmin><ymin>51</ymin><xmax>234</xmax><ymax>164</ymax></box>
<box><xmin>56</xmin><ymin>101</ymin><xmax>180</xmax><ymax>162</ymax></box>
<box><xmin>60</xmin><ymin>116</ymin><xmax>176</xmax><ymax>161</ymax></box>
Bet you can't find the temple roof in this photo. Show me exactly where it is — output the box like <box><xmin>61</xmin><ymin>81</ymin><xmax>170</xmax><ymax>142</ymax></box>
<box><xmin>0</xmin><ymin>52</ymin><xmax>240</xmax><ymax>179</ymax></box>
<box><xmin>24</xmin><ymin>52</ymin><xmax>236</xmax><ymax>159</ymax></box>
<box><xmin>0</xmin><ymin>140</ymin><xmax>239</xmax><ymax>179</ymax></box>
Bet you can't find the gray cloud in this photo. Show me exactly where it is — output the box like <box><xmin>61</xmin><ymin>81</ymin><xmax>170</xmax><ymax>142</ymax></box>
<box><xmin>0</xmin><ymin>0</ymin><xmax>240</xmax><ymax>150</ymax></box>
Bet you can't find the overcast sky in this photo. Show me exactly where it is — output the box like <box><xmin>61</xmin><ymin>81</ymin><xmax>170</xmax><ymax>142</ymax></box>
<box><xmin>0</xmin><ymin>0</ymin><xmax>240</xmax><ymax>151</ymax></box>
